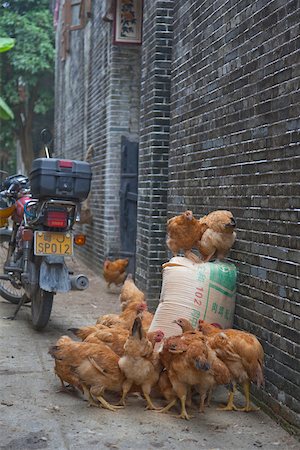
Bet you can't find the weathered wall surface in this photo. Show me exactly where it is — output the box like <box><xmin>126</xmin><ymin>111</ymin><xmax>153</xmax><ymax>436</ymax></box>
<box><xmin>135</xmin><ymin>0</ymin><xmax>174</xmax><ymax>308</ymax></box>
<box><xmin>55</xmin><ymin>0</ymin><xmax>141</xmax><ymax>271</ymax></box>
<box><xmin>165</xmin><ymin>0</ymin><xmax>300</xmax><ymax>430</ymax></box>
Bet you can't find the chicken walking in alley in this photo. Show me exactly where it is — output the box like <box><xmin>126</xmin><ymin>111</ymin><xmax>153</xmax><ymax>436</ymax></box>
<box><xmin>103</xmin><ymin>257</ymin><xmax>129</xmax><ymax>288</ymax></box>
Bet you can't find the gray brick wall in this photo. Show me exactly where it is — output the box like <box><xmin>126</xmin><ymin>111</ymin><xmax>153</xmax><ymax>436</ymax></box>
<box><xmin>165</xmin><ymin>0</ymin><xmax>300</xmax><ymax>431</ymax></box>
<box><xmin>55</xmin><ymin>0</ymin><xmax>141</xmax><ymax>272</ymax></box>
<box><xmin>135</xmin><ymin>0</ymin><xmax>174</xmax><ymax>309</ymax></box>
<box><xmin>55</xmin><ymin>0</ymin><xmax>300</xmax><ymax>430</ymax></box>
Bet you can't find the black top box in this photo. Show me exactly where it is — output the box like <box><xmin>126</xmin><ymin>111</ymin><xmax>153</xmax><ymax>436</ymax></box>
<box><xmin>30</xmin><ymin>158</ymin><xmax>92</xmax><ymax>201</ymax></box>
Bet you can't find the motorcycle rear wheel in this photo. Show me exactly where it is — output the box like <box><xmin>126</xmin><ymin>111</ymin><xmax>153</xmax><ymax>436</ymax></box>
<box><xmin>31</xmin><ymin>287</ymin><xmax>53</xmax><ymax>330</ymax></box>
<box><xmin>0</xmin><ymin>231</ymin><xmax>27</xmax><ymax>304</ymax></box>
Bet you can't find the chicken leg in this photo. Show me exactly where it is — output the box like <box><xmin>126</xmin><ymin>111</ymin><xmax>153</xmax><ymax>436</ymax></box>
<box><xmin>95</xmin><ymin>395</ymin><xmax>124</xmax><ymax>412</ymax></box>
<box><xmin>82</xmin><ymin>384</ymin><xmax>99</xmax><ymax>407</ymax></box>
<box><xmin>143</xmin><ymin>393</ymin><xmax>162</xmax><ymax>411</ymax></box>
<box><xmin>217</xmin><ymin>385</ymin><xmax>238</xmax><ymax>411</ymax></box>
<box><xmin>157</xmin><ymin>399</ymin><xmax>177</xmax><ymax>414</ymax></box>
<box><xmin>199</xmin><ymin>392</ymin><xmax>206</xmax><ymax>413</ymax></box>
<box><xmin>176</xmin><ymin>394</ymin><xmax>194</xmax><ymax>420</ymax></box>
<box><xmin>119</xmin><ymin>379</ymin><xmax>133</xmax><ymax>406</ymax></box>
<box><xmin>237</xmin><ymin>381</ymin><xmax>260</xmax><ymax>412</ymax></box>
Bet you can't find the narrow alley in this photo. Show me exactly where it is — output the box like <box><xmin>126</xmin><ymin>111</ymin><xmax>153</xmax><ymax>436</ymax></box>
<box><xmin>0</xmin><ymin>259</ymin><xmax>298</xmax><ymax>450</ymax></box>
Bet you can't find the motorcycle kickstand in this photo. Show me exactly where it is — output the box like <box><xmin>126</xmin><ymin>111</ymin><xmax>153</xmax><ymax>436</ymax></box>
<box><xmin>3</xmin><ymin>294</ymin><xmax>29</xmax><ymax>320</ymax></box>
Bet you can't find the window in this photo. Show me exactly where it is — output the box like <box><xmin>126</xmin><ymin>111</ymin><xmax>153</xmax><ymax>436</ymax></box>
<box><xmin>60</xmin><ymin>0</ymin><xmax>92</xmax><ymax>61</ymax></box>
<box><xmin>69</xmin><ymin>0</ymin><xmax>84</xmax><ymax>30</ymax></box>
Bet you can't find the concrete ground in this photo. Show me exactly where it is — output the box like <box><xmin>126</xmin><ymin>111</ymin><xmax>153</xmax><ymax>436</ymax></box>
<box><xmin>0</xmin><ymin>258</ymin><xmax>298</xmax><ymax>450</ymax></box>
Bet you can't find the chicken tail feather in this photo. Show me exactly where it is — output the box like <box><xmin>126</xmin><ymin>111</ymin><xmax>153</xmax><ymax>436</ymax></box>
<box><xmin>256</xmin><ymin>362</ymin><xmax>264</xmax><ymax>388</ymax></box>
<box><xmin>132</xmin><ymin>316</ymin><xmax>143</xmax><ymax>340</ymax></box>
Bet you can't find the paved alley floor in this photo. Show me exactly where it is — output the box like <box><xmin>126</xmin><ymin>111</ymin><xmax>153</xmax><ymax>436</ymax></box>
<box><xmin>0</xmin><ymin>258</ymin><xmax>298</xmax><ymax>450</ymax></box>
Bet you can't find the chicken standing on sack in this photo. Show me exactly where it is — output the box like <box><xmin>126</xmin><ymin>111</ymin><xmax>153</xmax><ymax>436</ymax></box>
<box><xmin>103</xmin><ymin>257</ymin><xmax>129</xmax><ymax>288</ymax></box>
<box><xmin>166</xmin><ymin>210</ymin><xmax>207</xmax><ymax>262</ymax></box>
<box><xmin>166</xmin><ymin>209</ymin><xmax>236</xmax><ymax>263</ymax></box>
<box><xmin>198</xmin><ymin>210</ymin><xmax>237</xmax><ymax>263</ymax></box>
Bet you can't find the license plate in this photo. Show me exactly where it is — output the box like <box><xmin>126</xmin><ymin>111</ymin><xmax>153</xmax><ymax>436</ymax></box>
<box><xmin>34</xmin><ymin>231</ymin><xmax>73</xmax><ymax>256</ymax></box>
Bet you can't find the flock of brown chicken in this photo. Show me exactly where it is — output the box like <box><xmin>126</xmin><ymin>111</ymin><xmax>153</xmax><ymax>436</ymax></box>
<box><xmin>49</xmin><ymin>209</ymin><xmax>264</xmax><ymax>420</ymax></box>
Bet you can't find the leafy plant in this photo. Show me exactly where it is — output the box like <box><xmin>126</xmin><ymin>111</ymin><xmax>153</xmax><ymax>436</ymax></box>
<box><xmin>0</xmin><ymin>1</ymin><xmax>54</xmax><ymax>173</ymax></box>
<box><xmin>0</xmin><ymin>37</ymin><xmax>15</xmax><ymax>120</ymax></box>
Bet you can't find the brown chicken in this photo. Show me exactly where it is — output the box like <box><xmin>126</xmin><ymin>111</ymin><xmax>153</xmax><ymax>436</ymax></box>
<box><xmin>118</xmin><ymin>301</ymin><xmax>153</xmax><ymax>332</ymax></box>
<box><xmin>198</xmin><ymin>210</ymin><xmax>236</xmax><ymax>262</ymax></box>
<box><xmin>103</xmin><ymin>258</ymin><xmax>129</xmax><ymax>288</ymax></box>
<box><xmin>166</xmin><ymin>210</ymin><xmax>207</xmax><ymax>262</ymax></box>
<box><xmin>140</xmin><ymin>308</ymin><xmax>154</xmax><ymax>332</ymax></box>
<box><xmin>173</xmin><ymin>318</ymin><xmax>195</xmax><ymax>333</ymax></box>
<box><xmin>159</xmin><ymin>334</ymin><xmax>212</xmax><ymax>419</ymax></box>
<box><xmin>49</xmin><ymin>336</ymin><xmax>123</xmax><ymax>411</ymax></box>
<box><xmin>48</xmin><ymin>336</ymin><xmax>84</xmax><ymax>392</ymax></box>
<box><xmin>198</xmin><ymin>320</ymin><xmax>225</xmax><ymax>336</ymax></box>
<box><xmin>68</xmin><ymin>324</ymin><xmax>111</xmax><ymax>340</ymax></box>
<box><xmin>147</xmin><ymin>330</ymin><xmax>165</xmax><ymax>348</ymax></box>
<box><xmin>96</xmin><ymin>301</ymin><xmax>148</xmax><ymax>330</ymax></box>
<box><xmin>73</xmin><ymin>349</ymin><xmax>125</xmax><ymax>411</ymax></box>
<box><xmin>80</xmin><ymin>328</ymin><xmax>164</xmax><ymax>357</ymax></box>
<box><xmin>198</xmin><ymin>320</ymin><xmax>264</xmax><ymax>411</ymax></box>
<box><xmin>157</xmin><ymin>369</ymin><xmax>177</xmax><ymax>407</ymax></box>
<box><xmin>83</xmin><ymin>328</ymin><xmax>129</xmax><ymax>355</ymax></box>
<box><xmin>177</xmin><ymin>327</ymin><xmax>232</xmax><ymax>410</ymax></box>
<box><xmin>118</xmin><ymin>316</ymin><xmax>162</xmax><ymax>410</ymax></box>
<box><xmin>119</xmin><ymin>273</ymin><xmax>146</xmax><ymax>310</ymax></box>
<box><xmin>95</xmin><ymin>313</ymin><xmax>124</xmax><ymax>328</ymax></box>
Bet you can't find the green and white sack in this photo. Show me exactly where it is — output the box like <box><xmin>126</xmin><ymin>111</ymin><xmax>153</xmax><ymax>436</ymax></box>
<box><xmin>149</xmin><ymin>257</ymin><xmax>237</xmax><ymax>338</ymax></box>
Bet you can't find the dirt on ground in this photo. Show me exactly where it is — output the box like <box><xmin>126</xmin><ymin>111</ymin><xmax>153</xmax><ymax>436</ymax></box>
<box><xmin>0</xmin><ymin>258</ymin><xmax>298</xmax><ymax>450</ymax></box>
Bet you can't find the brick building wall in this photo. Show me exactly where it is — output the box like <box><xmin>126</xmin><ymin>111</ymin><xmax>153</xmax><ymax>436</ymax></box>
<box><xmin>54</xmin><ymin>0</ymin><xmax>300</xmax><ymax>430</ymax></box>
<box><xmin>135</xmin><ymin>0</ymin><xmax>174</xmax><ymax>309</ymax></box>
<box><xmin>55</xmin><ymin>0</ymin><xmax>141</xmax><ymax>272</ymax></box>
<box><xmin>165</xmin><ymin>0</ymin><xmax>299</xmax><ymax>430</ymax></box>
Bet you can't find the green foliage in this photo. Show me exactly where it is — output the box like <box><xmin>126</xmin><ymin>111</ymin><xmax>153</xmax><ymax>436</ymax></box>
<box><xmin>0</xmin><ymin>9</ymin><xmax>55</xmax><ymax>84</ymax></box>
<box><xmin>0</xmin><ymin>96</ymin><xmax>14</xmax><ymax>119</ymax></box>
<box><xmin>0</xmin><ymin>36</ymin><xmax>15</xmax><ymax>119</ymax></box>
<box><xmin>0</xmin><ymin>36</ymin><xmax>15</xmax><ymax>52</ymax></box>
<box><xmin>0</xmin><ymin>0</ymin><xmax>54</xmax><ymax>173</ymax></box>
<box><xmin>1</xmin><ymin>1</ymin><xmax>50</xmax><ymax>14</ymax></box>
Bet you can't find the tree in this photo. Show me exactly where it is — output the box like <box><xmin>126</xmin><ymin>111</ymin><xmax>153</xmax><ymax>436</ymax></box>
<box><xmin>0</xmin><ymin>37</ymin><xmax>15</xmax><ymax>120</ymax></box>
<box><xmin>0</xmin><ymin>0</ymin><xmax>54</xmax><ymax>173</ymax></box>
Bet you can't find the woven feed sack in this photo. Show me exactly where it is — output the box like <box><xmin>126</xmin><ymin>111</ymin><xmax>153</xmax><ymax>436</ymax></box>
<box><xmin>149</xmin><ymin>257</ymin><xmax>237</xmax><ymax>338</ymax></box>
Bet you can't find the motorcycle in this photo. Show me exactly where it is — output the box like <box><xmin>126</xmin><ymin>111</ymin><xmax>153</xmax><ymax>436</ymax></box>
<box><xmin>0</xmin><ymin>130</ymin><xmax>92</xmax><ymax>330</ymax></box>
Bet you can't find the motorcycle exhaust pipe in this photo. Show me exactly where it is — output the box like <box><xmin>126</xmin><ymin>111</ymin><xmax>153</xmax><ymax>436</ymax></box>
<box><xmin>70</xmin><ymin>274</ymin><xmax>89</xmax><ymax>291</ymax></box>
